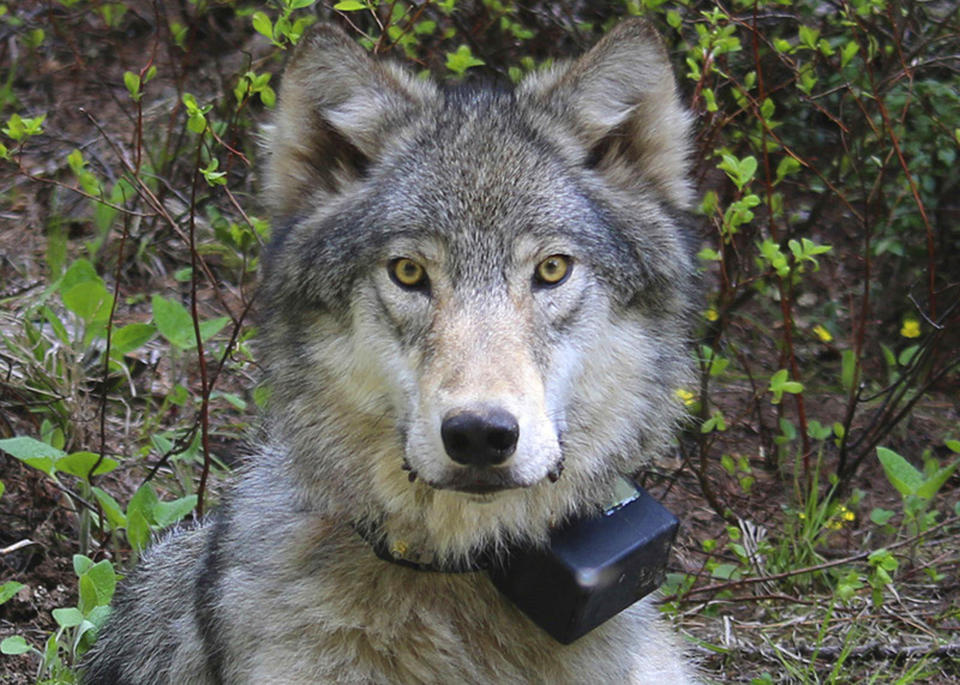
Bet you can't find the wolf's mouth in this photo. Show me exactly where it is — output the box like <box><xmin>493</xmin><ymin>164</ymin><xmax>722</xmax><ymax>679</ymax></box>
<box><xmin>451</xmin><ymin>481</ymin><xmax>518</xmax><ymax>495</ymax></box>
<box><xmin>431</xmin><ymin>471</ymin><xmax>521</xmax><ymax>494</ymax></box>
<box><xmin>423</xmin><ymin>455</ymin><xmax>566</xmax><ymax>495</ymax></box>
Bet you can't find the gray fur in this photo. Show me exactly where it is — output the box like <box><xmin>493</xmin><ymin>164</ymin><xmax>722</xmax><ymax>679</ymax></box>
<box><xmin>82</xmin><ymin>19</ymin><xmax>699</xmax><ymax>683</ymax></box>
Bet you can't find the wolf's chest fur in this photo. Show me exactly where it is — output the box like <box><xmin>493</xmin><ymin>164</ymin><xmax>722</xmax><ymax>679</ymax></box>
<box><xmin>212</xmin><ymin>515</ymin><xmax>684</xmax><ymax>683</ymax></box>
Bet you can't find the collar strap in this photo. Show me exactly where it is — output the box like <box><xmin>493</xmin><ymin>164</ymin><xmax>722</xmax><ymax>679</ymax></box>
<box><xmin>353</xmin><ymin>521</ymin><xmax>490</xmax><ymax>573</ymax></box>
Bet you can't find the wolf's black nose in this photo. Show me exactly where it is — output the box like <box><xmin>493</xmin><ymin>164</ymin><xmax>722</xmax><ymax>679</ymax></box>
<box><xmin>441</xmin><ymin>408</ymin><xmax>519</xmax><ymax>467</ymax></box>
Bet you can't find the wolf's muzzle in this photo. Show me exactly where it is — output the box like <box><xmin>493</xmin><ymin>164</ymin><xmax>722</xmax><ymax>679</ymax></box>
<box><xmin>441</xmin><ymin>407</ymin><xmax>519</xmax><ymax>467</ymax></box>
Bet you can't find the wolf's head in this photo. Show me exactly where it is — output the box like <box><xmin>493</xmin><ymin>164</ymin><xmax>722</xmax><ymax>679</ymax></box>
<box><xmin>261</xmin><ymin>20</ymin><xmax>696</xmax><ymax>558</ymax></box>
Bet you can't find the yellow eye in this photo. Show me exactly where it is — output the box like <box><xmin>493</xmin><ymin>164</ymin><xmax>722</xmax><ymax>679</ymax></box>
<box><xmin>535</xmin><ymin>255</ymin><xmax>571</xmax><ymax>286</ymax></box>
<box><xmin>391</xmin><ymin>258</ymin><xmax>428</xmax><ymax>289</ymax></box>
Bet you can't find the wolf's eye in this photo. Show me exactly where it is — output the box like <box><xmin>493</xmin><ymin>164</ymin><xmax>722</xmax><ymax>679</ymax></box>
<box><xmin>534</xmin><ymin>255</ymin><xmax>571</xmax><ymax>286</ymax></box>
<box><xmin>390</xmin><ymin>258</ymin><xmax>428</xmax><ymax>289</ymax></box>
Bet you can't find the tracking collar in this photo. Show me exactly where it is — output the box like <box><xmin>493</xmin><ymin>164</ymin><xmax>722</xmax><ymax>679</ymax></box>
<box><xmin>354</xmin><ymin>478</ymin><xmax>679</xmax><ymax>644</ymax></box>
<box><xmin>353</xmin><ymin>520</ymin><xmax>490</xmax><ymax>573</ymax></box>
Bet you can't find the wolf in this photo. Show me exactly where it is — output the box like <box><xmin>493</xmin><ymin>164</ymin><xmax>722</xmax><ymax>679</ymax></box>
<box><xmin>82</xmin><ymin>18</ymin><xmax>698</xmax><ymax>683</ymax></box>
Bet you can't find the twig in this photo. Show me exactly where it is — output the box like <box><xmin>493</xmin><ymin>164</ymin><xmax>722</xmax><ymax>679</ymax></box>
<box><xmin>1</xmin><ymin>539</ymin><xmax>38</xmax><ymax>555</ymax></box>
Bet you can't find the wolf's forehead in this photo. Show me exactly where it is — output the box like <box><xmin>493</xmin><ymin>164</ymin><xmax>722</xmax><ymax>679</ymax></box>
<box><xmin>377</xmin><ymin>102</ymin><xmax>585</xmax><ymax>242</ymax></box>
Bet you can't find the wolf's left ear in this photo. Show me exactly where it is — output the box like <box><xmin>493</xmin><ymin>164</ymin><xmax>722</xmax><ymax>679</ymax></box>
<box><xmin>264</xmin><ymin>25</ymin><xmax>438</xmax><ymax>217</ymax></box>
<box><xmin>519</xmin><ymin>19</ymin><xmax>693</xmax><ymax>209</ymax></box>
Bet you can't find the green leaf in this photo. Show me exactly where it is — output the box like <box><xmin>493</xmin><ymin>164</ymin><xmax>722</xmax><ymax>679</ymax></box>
<box><xmin>699</xmin><ymin>190</ymin><xmax>719</xmax><ymax>215</ymax></box>
<box><xmin>198</xmin><ymin>316</ymin><xmax>229</xmax><ymax>343</ymax></box>
<box><xmin>73</xmin><ymin>554</ymin><xmax>94</xmax><ymax>576</ymax></box>
<box><xmin>42</xmin><ymin>306</ymin><xmax>70</xmax><ymax>344</ymax></box>
<box><xmin>718</xmin><ymin>154</ymin><xmax>757</xmax><ymax>191</ymax></box>
<box><xmin>251</xmin><ymin>11</ymin><xmax>273</xmax><ymax>39</ymax></box>
<box><xmin>0</xmin><ymin>635</ymin><xmax>31</xmax><ymax>655</ymax></box>
<box><xmin>62</xmin><ymin>279</ymin><xmax>111</xmax><ymax>323</ymax></box>
<box><xmin>85</xmin><ymin>604</ymin><xmax>112</xmax><ymax>631</ymax></box>
<box><xmin>42</xmin><ymin>632</ymin><xmax>57</xmax><ymax>667</ymax></box>
<box><xmin>127</xmin><ymin>510</ymin><xmax>151</xmax><ymax>553</ymax></box>
<box><xmin>898</xmin><ymin>345</ymin><xmax>919</xmax><ymax>367</ymax></box>
<box><xmin>870</xmin><ymin>549</ymin><xmax>898</xmax><ymax>572</ymax></box>
<box><xmin>55</xmin><ymin>451</ymin><xmax>118</xmax><ymax>480</ymax></box>
<box><xmin>110</xmin><ymin>323</ymin><xmax>156</xmax><ymax>356</ymax></box>
<box><xmin>769</xmin><ymin>368</ymin><xmax>802</xmax><ymax>403</ymax></box>
<box><xmin>916</xmin><ymin>461</ymin><xmax>958</xmax><ymax>500</ymax></box>
<box><xmin>127</xmin><ymin>483</ymin><xmax>160</xmax><ymax>525</ymax></box>
<box><xmin>152</xmin><ymin>294</ymin><xmax>196</xmax><ymax>350</ymax></box>
<box><xmin>84</xmin><ymin>560</ymin><xmax>117</xmax><ymax>607</ymax></box>
<box><xmin>870</xmin><ymin>508</ymin><xmax>895</xmax><ymax>525</ymax></box>
<box><xmin>775</xmin><ymin>156</ymin><xmax>801</xmax><ymax>185</ymax></box>
<box><xmin>446</xmin><ymin>45</ymin><xmax>485</xmax><ymax>76</ymax></box>
<box><xmin>92</xmin><ymin>487</ymin><xmax>127</xmax><ymax>530</ymax></box>
<box><xmin>61</xmin><ymin>258</ymin><xmax>99</xmax><ymax>291</ymax></box>
<box><xmin>169</xmin><ymin>384</ymin><xmax>190</xmax><ymax>407</ymax></box>
<box><xmin>0</xmin><ymin>436</ymin><xmax>64</xmax><ymax>460</ymax></box>
<box><xmin>52</xmin><ymin>606</ymin><xmax>84</xmax><ymax>628</ymax></box>
<box><xmin>77</xmin><ymin>572</ymin><xmax>97</xmax><ymax>615</ymax></box>
<box><xmin>760</xmin><ymin>98</ymin><xmax>775</xmax><ymax>121</ymax></box>
<box><xmin>334</xmin><ymin>0</ymin><xmax>366</xmax><ymax>9</ymax></box>
<box><xmin>259</xmin><ymin>85</ymin><xmax>276</xmax><ymax>108</ymax></box>
<box><xmin>710</xmin><ymin>563</ymin><xmax>740</xmax><ymax>580</ymax></box>
<box><xmin>880</xmin><ymin>343</ymin><xmax>896</xmax><ymax>371</ymax></box>
<box><xmin>0</xmin><ymin>436</ymin><xmax>64</xmax><ymax>476</ymax></box>
<box><xmin>0</xmin><ymin>581</ymin><xmax>24</xmax><ymax>605</ymax></box>
<box><xmin>123</xmin><ymin>71</ymin><xmax>141</xmax><ymax>101</ymax></box>
<box><xmin>841</xmin><ymin>349</ymin><xmax>857</xmax><ymax>394</ymax></box>
<box><xmin>798</xmin><ymin>25</ymin><xmax>819</xmax><ymax>50</ymax></box>
<box><xmin>945</xmin><ymin>439</ymin><xmax>960</xmax><ymax>454</ymax></box>
<box><xmin>807</xmin><ymin>420</ymin><xmax>832</xmax><ymax>441</ymax></box>
<box><xmin>216</xmin><ymin>392</ymin><xmax>247</xmax><ymax>411</ymax></box>
<box><xmin>188</xmin><ymin>111</ymin><xmax>207</xmax><ymax>134</ymax></box>
<box><xmin>877</xmin><ymin>446</ymin><xmax>923</xmax><ymax>496</ymax></box>
<box><xmin>153</xmin><ymin>495</ymin><xmax>198</xmax><ymax>528</ymax></box>
<box><xmin>153</xmin><ymin>296</ymin><xmax>227</xmax><ymax>350</ymax></box>
<box><xmin>3</xmin><ymin>113</ymin><xmax>45</xmax><ymax>141</ymax></box>
<box><xmin>841</xmin><ymin>41</ymin><xmax>859</xmax><ymax>68</ymax></box>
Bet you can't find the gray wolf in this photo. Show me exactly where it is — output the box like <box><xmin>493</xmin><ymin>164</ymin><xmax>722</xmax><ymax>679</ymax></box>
<box><xmin>82</xmin><ymin>18</ymin><xmax>698</xmax><ymax>683</ymax></box>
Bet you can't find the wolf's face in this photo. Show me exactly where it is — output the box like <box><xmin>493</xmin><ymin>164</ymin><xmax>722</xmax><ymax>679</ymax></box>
<box><xmin>368</xmin><ymin>237</ymin><xmax>573</xmax><ymax>494</ymax></box>
<box><xmin>360</xmin><ymin>134</ymin><xmax>605</xmax><ymax>494</ymax></box>
<box><xmin>262</xmin><ymin>21</ymin><xmax>696</xmax><ymax>545</ymax></box>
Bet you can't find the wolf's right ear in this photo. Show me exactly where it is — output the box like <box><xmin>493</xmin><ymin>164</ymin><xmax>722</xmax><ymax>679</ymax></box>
<box><xmin>264</xmin><ymin>25</ymin><xmax>438</xmax><ymax>217</ymax></box>
<box><xmin>519</xmin><ymin>20</ymin><xmax>693</xmax><ymax>209</ymax></box>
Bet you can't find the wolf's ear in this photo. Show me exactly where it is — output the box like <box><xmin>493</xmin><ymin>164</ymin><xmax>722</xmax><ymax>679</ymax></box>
<box><xmin>519</xmin><ymin>19</ymin><xmax>693</xmax><ymax>208</ymax></box>
<box><xmin>264</xmin><ymin>25</ymin><xmax>438</xmax><ymax>217</ymax></box>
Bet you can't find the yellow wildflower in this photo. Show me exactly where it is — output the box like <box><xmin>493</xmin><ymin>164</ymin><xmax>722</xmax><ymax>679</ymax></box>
<box><xmin>813</xmin><ymin>324</ymin><xmax>833</xmax><ymax>343</ymax></box>
<box><xmin>675</xmin><ymin>389</ymin><xmax>697</xmax><ymax>406</ymax></box>
<box><xmin>901</xmin><ymin>319</ymin><xmax>921</xmax><ymax>338</ymax></box>
<box><xmin>704</xmin><ymin>308</ymin><xmax>719</xmax><ymax>321</ymax></box>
